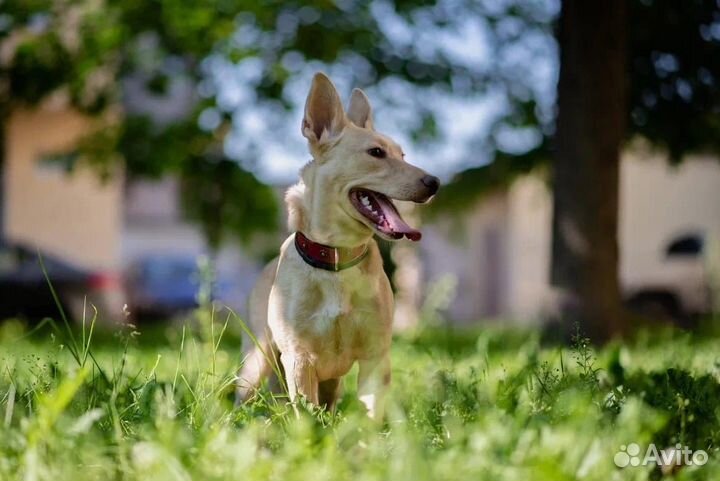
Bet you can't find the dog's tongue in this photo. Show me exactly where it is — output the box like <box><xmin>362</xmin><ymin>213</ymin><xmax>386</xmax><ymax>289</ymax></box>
<box><xmin>375</xmin><ymin>195</ymin><xmax>422</xmax><ymax>242</ymax></box>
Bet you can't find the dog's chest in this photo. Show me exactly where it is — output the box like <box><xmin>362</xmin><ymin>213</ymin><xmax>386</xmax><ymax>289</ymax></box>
<box><xmin>295</xmin><ymin>270</ymin><xmax>382</xmax><ymax>367</ymax></box>
<box><xmin>269</xmin><ymin>243</ymin><xmax>391</xmax><ymax>380</ymax></box>
<box><xmin>306</xmin><ymin>270</ymin><xmax>375</xmax><ymax>335</ymax></box>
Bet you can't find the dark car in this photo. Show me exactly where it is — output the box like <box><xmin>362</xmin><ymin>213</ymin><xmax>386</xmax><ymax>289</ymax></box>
<box><xmin>125</xmin><ymin>256</ymin><xmax>201</xmax><ymax>320</ymax></box>
<box><xmin>0</xmin><ymin>241</ymin><xmax>125</xmax><ymax>323</ymax></box>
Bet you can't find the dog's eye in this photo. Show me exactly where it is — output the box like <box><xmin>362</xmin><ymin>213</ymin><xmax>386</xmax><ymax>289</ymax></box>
<box><xmin>367</xmin><ymin>147</ymin><xmax>386</xmax><ymax>158</ymax></box>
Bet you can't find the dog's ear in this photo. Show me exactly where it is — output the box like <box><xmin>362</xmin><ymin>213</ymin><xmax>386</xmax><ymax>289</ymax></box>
<box><xmin>301</xmin><ymin>72</ymin><xmax>347</xmax><ymax>144</ymax></box>
<box><xmin>347</xmin><ymin>88</ymin><xmax>373</xmax><ymax>129</ymax></box>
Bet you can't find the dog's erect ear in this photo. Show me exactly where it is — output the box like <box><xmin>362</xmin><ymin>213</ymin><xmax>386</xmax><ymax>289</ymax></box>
<box><xmin>346</xmin><ymin>88</ymin><xmax>373</xmax><ymax>129</ymax></box>
<box><xmin>301</xmin><ymin>72</ymin><xmax>347</xmax><ymax>144</ymax></box>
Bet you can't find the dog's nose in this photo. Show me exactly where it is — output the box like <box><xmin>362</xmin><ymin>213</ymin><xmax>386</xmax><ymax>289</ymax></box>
<box><xmin>421</xmin><ymin>175</ymin><xmax>440</xmax><ymax>196</ymax></box>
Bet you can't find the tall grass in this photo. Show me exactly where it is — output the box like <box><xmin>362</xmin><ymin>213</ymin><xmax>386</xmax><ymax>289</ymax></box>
<box><xmin>0</xmin><ymin>314</ymin><xmax>718</xmax><ymax>480</ymax></box>
<box><xmin>0</xmin><ymin>262</ymin><xmax>717</xmax><ymax>480</ymax></box>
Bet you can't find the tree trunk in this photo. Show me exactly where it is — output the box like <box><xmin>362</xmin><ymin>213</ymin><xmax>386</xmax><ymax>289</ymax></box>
<box><xmin>0</xmin><ymin>108</ymin><xmax>7</xmax><ymax>241</ymax></box>
<box><xmin>551</xmin><ymin>0</ymin><xmax>628</xmax><ymax>341</ymax></box>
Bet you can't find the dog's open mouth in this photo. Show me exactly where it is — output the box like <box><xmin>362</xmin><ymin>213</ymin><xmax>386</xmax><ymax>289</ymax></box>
<box><xmin>349</xmin><ymin>189</ymin><xmax>422</xmax><ymax>241</ymax></box>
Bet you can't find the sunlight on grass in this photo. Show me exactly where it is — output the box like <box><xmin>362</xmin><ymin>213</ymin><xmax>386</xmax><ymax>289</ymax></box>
<box><xmin>0</xmin><ymin>312</ymin><xmax>718</xmax><ymax>480</ymax></box>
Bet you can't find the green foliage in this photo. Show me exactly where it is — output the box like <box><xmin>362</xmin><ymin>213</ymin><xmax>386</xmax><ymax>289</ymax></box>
<box><xmin>180</xmin><ymin>157</ymin><xmax>278</xmax><ymax>251</ymax></box>
<box><xmin>1</xmin><ymin>0</ymin><xmax>122</xmax><ymax>113</ymax></box>
<box><xmin>114</xmin><ymin>0</ymin><xmax>241</xmax><ymax>58</ymax></box>
<box><xmin>117</xmin><ymin>116</ymin><xmax>279</xmax><ymax>250</ymax></box>
<box><xmin>628</xmin><ymin>0</ymin><xmax>720</xmax><ymax>161</ymax></box>
<box><xmin>4</xmin><ymin>0</ymin><xmax>720</xmax><ymax>241</ymax></box>
<box><xmin>1</xmin><ymin>0</ymin><xmax>285</xmax><ymax>248</ymax></box>
<box><xmin>2</xmin><ymin>0</ymin><xmax>559</xmax><ymax>243</ymax></box>
<box><xmin>436</xmin><ymin>0</ymin><xmax>720</xmax><ymax>212</ymax></box>
<box><xmin>0</xmin><ymin>315</ymin><xmax>719</xmax><ymax>480</ymax></box>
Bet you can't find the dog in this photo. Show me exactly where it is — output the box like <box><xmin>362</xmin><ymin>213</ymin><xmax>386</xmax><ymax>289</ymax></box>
<box><xmin>236</xmin><ymin>72</ymin><xmax>439</xmax><ymax>418</ymax></box>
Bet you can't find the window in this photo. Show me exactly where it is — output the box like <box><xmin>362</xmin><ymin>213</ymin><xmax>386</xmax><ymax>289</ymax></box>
<box><xmin>35</xmin><ymin>151</ymin><xmax>79</xmax><ymax>178</ymax></box>
<box><xmin>665</xmin><ymin>233</ymin><xmax>704</xmax><ymax>257</ymax></box>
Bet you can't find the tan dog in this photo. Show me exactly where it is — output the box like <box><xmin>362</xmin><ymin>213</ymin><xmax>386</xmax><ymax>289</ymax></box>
<box><xmin>236</xmin><ymin>73</ymin><xmax>439</xmax><ymax>418</ymax></box>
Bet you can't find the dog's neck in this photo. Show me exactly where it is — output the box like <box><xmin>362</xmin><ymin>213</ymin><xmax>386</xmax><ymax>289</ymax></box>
<box><xmin>286</xmin><ymin>162</ymin><xmax>373</xmax><ymax>249</ymax></box>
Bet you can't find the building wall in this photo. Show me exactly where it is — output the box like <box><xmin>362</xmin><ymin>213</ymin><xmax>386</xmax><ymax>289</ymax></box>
<box><xmin>619</xmin><ymin>153</ymin><xmax>720</xmax><ymax>284</ymax></box>
<box><xmin>423</xmin><ymin>152</ymin><xmax>720</xmax><ymax>323</ymax></box>
<box><xmin>4</xmin><ymin>102</ymin><xmax>123</xmax><ymax>270</ymax></box>
<box><xmin>122</xmin><ymin>177</ymin><xmax>266</xmax><ymax>315</ymax></box>
<box><xmin>504</xmin><ymin>174</ymin><xmax>554</xmax><ymax>323</ymax></box>
<box><xmin>421</xmin><ymin>194</ymin><xmax>510</xmax><ymax>324</ymax></box>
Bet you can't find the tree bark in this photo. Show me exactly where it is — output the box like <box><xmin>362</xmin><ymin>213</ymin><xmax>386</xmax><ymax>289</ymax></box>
<box><xmin>551</xmin><ymin>0</ymin><xmax>628</xmax><ymax>341</ymax></box>
<box><xmin>0</xmin><ymin>108</ymin><xmax>6</xmax><ymax>240</ymax></box>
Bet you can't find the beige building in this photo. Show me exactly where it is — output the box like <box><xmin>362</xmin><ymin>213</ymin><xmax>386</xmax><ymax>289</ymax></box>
<box><xmin>422</xmin><ymin>150</ymin><xmax>720</xmax><ymax>324</ymax></box>
<box><xmin>4</xmin><ymin>98</ymin><xmax>123</xmax><ymax>270</ymax></box>
<box><xmin>2</xmin><ymin>100</ymin><xmax>260</xmax><ymax>319</ymax></box>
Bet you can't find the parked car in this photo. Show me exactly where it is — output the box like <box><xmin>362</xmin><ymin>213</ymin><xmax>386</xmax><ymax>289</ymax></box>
<box><xmin>623</xmin><ymin>232</ymin><xmax>715</xmax><ymax>323</ymax></box>
<box><xmin>125</xmin><ymin>256</ymin><xmax>201</xmax><ymax>320</ymax></box>
<box><xmin>0</xmin><ymin>241</ymin><xmax>125</xmax><ymax>323</ymax></box>
<box><xmin>125</xmin><ymin>255</ymin><xmax>240</xmax><ymax>321</ymax></box>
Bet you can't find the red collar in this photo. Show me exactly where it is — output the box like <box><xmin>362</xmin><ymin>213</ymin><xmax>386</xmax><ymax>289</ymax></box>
<box><xmin>294</xmin><ymin>231</ymin><xmax>369</xmax><ymax>272</ymax></box>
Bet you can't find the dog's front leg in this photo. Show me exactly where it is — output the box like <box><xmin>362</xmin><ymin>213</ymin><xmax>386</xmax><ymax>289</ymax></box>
<box><xmin>358</xmin><ymin>353</ymin><xmax>391</xmax><ymax>420</ymax></box>
<box><xmin>280</xmin><ymin>352</ymin><xmax>319</xmax><ymax>408</ymax></box>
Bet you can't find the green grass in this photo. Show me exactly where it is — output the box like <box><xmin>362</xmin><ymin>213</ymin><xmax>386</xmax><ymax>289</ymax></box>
<box><xmin>0</xmin><ymin>312</ymin><xmax>719</xmax><ymax>481</ymax></box>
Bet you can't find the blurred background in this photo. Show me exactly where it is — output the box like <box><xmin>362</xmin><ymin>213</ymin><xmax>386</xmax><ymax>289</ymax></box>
<box><xmin>0</xmin><ymin>0</ymin><xmax>719</xmax><ymax>339</ymax></box>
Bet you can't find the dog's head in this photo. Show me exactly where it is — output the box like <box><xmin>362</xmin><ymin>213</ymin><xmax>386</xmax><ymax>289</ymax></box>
<box><xmin>300</xmin><ymin>72</ymin><xmax>439</xmax><ymax>242</ymax></box>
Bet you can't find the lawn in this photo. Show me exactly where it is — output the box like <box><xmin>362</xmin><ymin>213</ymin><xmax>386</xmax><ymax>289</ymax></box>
<box><xmin>0</xmin><ymin>311</ymin><xmax>718</xmax><ymax>481</ymax></box>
